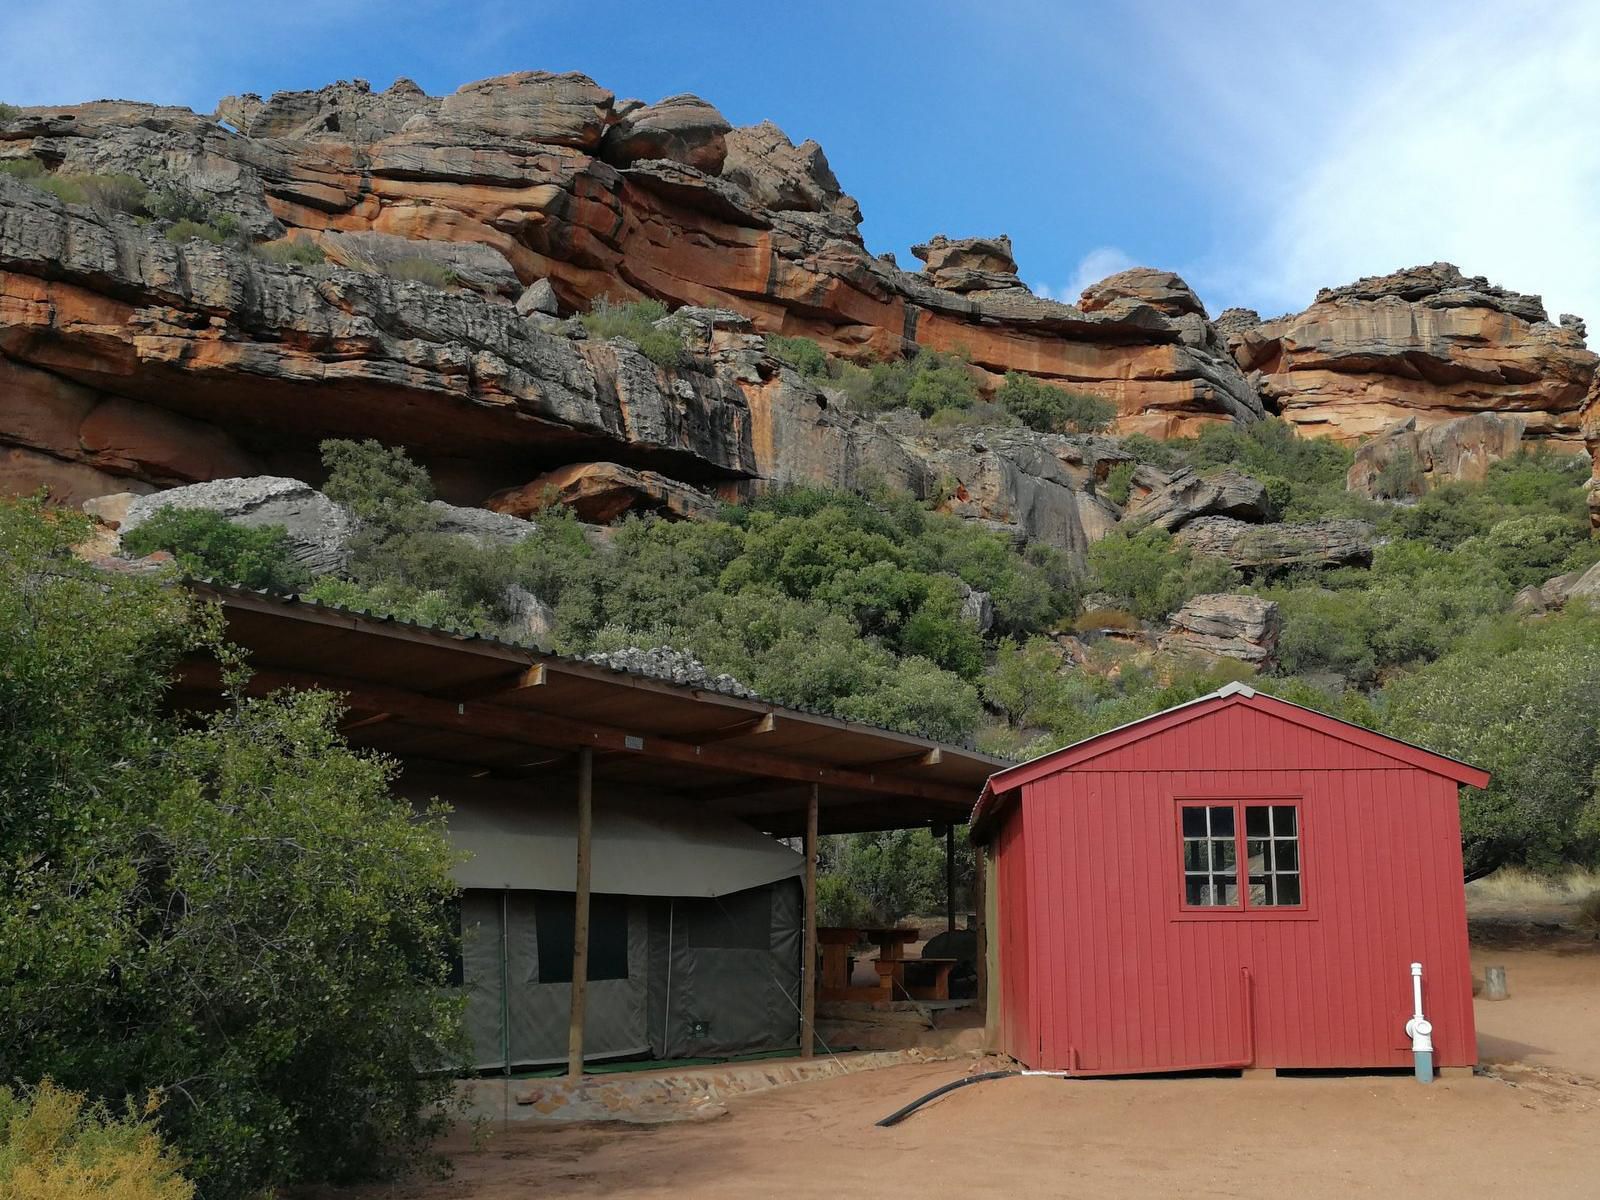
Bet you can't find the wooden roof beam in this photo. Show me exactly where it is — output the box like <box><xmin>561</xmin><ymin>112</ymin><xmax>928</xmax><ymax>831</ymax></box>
<box><xmin>176</xmin><ymin>663</ymin><xmax>976</xmax><ymax>806</ymax></box>
<box><xmin>690</xmin><ymin>712</ymin><xmax>778</xmax><ymax>743</ymax></box>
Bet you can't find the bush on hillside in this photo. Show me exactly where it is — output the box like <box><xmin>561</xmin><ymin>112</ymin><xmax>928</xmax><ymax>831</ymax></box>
<box><xmin>0</xmin><ymin>102</ymin><xmax>19</xmax><ymax>122</ymax></box>
<box><xmin>765</xmin><ymin>334</ymin><xmax>833</xmax><ymax>379</ymax></box>
<box><xmin>835</xmin><ymin>349</ymin><xmax>980</xmax><ymax>417</ymax></box>
<box><xmin>580</xmin><ymin>298</ymin><xmax>689</xmax><ymax>367</ymax></box>
<box><xmin>121</xmin><ymin>506</ymin><xmax>309</xmax><ymax>593</ymax></box>
<box><xmin>252</xmin><ymin>237</ymin><xmax>326</xmax><ymax>266</ymax></box>
<box><xmin>0</xmin><ymin>497</ymin><xmax>465</xmax><ymax>1199</ymax></box>
<box><xmin>0</xmin><ymin>1081</ymin><xmax>193</xmax><ymax>1200</ymax></box>
<box><xmin>1085</xmin><ymin>527</ymin><xmax>1240</xmax><ymax>621</ymax></box>
<box><xmin>995</xmin><ymin>372</ymin><xmax>1116</xmax><ymax>434</ymax></box>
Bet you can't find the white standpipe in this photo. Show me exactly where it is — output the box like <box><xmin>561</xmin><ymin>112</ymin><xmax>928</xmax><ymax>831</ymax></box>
<box><xmin>1404</xmin><ymin>961</ymin><xmax>1434</xmax><ymax>1083</ymax></box>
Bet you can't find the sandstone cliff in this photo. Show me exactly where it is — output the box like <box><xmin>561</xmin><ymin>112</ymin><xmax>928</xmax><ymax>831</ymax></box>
<box><xmin>1</xmin><ymin>73</ymin><xmax>1597</xmax><ymax>539</ymax></box>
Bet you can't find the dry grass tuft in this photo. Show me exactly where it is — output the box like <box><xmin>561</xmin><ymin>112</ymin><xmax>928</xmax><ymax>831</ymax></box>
<box><xmin>1470</xmin><ymin>865</ymin><xmax>1600</xmax><ymax>904</ymax></box>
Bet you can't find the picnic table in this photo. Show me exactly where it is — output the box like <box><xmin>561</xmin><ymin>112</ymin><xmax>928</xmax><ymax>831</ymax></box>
<box><xmin>816</xmin><ymin>926</ymin><xmax>957</xmax><ymax>1003</ymax></box>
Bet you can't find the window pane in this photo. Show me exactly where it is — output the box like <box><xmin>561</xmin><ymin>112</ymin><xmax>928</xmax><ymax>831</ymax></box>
<box><xmin>1184</xmin><ymin>840</ymin><xmax>1209</xmax><ymax>871</ymax></box>
<box><xmin>1218</xmin><ymin>880</ymin><xmax>1238</xmax><ymax>906</ymax></box>
<box><xmin>1210</xmin><ymin>806</ymin><xmax>1235</xmax><ymax>836</ymax></box>
<box><xmin>1276</xmin><ymin>875</ymin><xmax>1301</xmax><ymax>905</ymax></box>
<box><xmin>1272</xmin><ymin>806</ymin><xmax>1297</xmax><ymax>836</ymax></box>
<box><xmin>1276</xmin><ymin>842</ymin><xmax>1299</xmax><ymax>872</ymax></box>
<box><xmin>1245</xmin><ymin>806</ymin><xmax>1271</xmax><ymax>837</ymax></box>
<box><xmin>1185</xmin><ymin>876</ymin><xmax>1211</xmax><ymax>905</ymax></box>
<box><xmin>1213</xmin><ymin>838</ymin><xmax>1236</xmax><ymax>870</ymax></box>
<box><xmin>1182</xmin><ymin>807</ymin><xmax>1207</xmax><ymax>836</ymax></box>
<box><xmin>1246</xmin><ymin>838</ymin><xmax>1268</xmax><ymax>872</ymax></box>
<box><xmin>1248</xmin><ymin>880</ymin><xmax>1268</xmax><ymax>905</ymax></box>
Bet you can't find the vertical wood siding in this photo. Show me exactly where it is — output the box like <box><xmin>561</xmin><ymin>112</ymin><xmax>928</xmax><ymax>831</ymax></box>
<box><xmin>997</xmin><ymin>703</ymin><xmax>1476</xmax><ymax>1073</ymax></box>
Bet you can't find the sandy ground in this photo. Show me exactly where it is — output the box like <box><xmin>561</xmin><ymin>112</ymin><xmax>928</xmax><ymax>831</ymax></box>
<box><xmin>329</xmin><ymin>937</ymin><xmax>1600</xmax><ymax>1200</ymax></box>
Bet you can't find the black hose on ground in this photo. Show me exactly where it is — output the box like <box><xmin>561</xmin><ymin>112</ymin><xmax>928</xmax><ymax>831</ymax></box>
<box><xmin>874</xmin><ymin>1070</ymin><xmax>1020</xmax><ymax>1127</ymax></box>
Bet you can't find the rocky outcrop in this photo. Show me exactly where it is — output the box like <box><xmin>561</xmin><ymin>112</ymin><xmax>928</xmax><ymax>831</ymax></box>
<box><xmin>1121</xmin><ymin>467</ymin><xmax>1269</xmax><ymax>532</ymax></box>
<box><xmin>487</xmin><ymin>461</ymin><xmax>721</xmax><ymax>523</ymax></box>
<box><xmin>121</xmin><ymin>476</ymin><xmax>353</xmax><ymax>575</ymax></box>
<box><xmin>601</xmin><ymin>95</ymin><xmax>731</xmax><ymax>173</ymax></box>
<box><xmin>1228</xmin><ymin>264</ymin><xmax>1596</xmax><ymax>450</ymax></box>
<box><xmin>1514</xmin><ymin>560</ymin><xmax>1600</xmax><ymax>613</ymax></box>
<box><xmin>911</xmin><ymin>234</ymin><xmax>1022</xmax><ymax>293</ymax></box>
<box><xmin>1159</xmin><ymin>593</ymin><xmax>1280</xmax><ymax>667</ymax></box>
<box><xmin>1175</xmin><ymin>516</ymin><xmax>1374</xmax><ymax>570</ymax></box>
<box><xmin>1347</xmin><ymin>412</ymin><xmax>1526</xmax><ymax>499</ymax></box>
<box><xmin>1079</xmin><ymin>268</ymin><xmax>1206</xmax><ymax>319</ymax></box>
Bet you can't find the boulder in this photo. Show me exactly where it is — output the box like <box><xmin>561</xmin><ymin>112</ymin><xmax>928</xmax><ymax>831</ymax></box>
<box><xmin>503</xmin><ymin>584</ymin><xmax>557</xmax><ymax>646</ymax></box>
<box><xmin>317</xmin><ymin>230</ymin><xmax>522</xmax><ymax>297</ymax></box>
<box><xmin>1175</xmin><ymin>516</ymin><xmax>1375</xmax><ymax>570</ymax></box>
<box><xmin>1079</xmin><ymin>268</ymin><xmax>1207</xmax><ymax>319</ymax></box>
<box><xmin>1121</xmin><ymin>467</ymin><xmax>1269</xmax><ymax>531</ymax></box>
<box><xmin>435</xmin><ymin>71</ymin><xmax>615</xmax><ymax>148</ymax></box>
<box><xmin>121</xmin><ymin>476</ymin><xmax>351</xmax><ymax>576</ymax></box>
<box><xmin>911</xmin><ymin>234</ymin><xmax>1022</xmax><ymax>293</ymax></box>
<box><xmin>957</xmin><ymin>583</ymin><xmax>995</xmax><ymax>634</ymax></box>
<box><xmin>1347</xmin><ymin>413</ymin><xmax>1526</xmax><ymax>498</ymax></box>
<box><xmin>720</xmin><ymin>121</ymin><xmax>861</xmax><ymax>223</ymax></box>
<box><xmin>515</xmin><ymin>278</ymin><xmax>559</xmax><ymax>317</ymax></box>
<box><xmin>427</xmin><ymin>500</ymin><xmax>537</xmax><ymax>545</ymax></box>
<box><xmin>601</xmin><ymin>94</ymin><xmax>732</xmax><ymax>173</ymax></box>
<box><xmin>1518</xmin><ymin>560</ymin><xmax>1600</xmax><ymax>612</ymax></box>
<box><xmin>82</xmin><ymin>491</ymin><xmax>138</xmax><ymax>529</ymax></box>
<box><xmin>583</xmin><ymin>646</ymin><xmax>757</xmax><ymax>697</ymax></box>
<box><xmin>1159</xmin><ymin>594</ymin><xmax>1281</xmax><ymax>667</ymax></box>
<box><xmin>486</xmin><ymin>462</ymin><xmax>720</xmax><ymax>524</ymax></box>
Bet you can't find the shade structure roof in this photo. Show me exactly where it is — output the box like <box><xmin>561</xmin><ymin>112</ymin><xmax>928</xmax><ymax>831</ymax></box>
<box><xmin>173</xmin><ymin>584</ymin><xmax>1006</xmax><ymax>836</ymax></box>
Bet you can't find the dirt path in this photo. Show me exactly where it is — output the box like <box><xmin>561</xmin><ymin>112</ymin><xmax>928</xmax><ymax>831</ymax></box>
<box><xmin>332</xmin><ymin>942</ymin><xmax>1600</xmax><ymax>1199</ymax></box>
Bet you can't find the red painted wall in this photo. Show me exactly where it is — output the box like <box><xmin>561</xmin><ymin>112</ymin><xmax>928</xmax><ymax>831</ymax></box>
<box><xmin>992</xmin><ymin>701</ymin><xmax>1476</xmax><ymax>1073</ymax></box>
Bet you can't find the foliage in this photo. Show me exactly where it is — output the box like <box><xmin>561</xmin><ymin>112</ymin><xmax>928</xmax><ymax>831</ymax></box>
<box><xmin>1085</xmin><ymin>527</ymin><xmax>1240</xmax><ymax>621</ymax></box>
<box><xmin>164</xmin><ymin>219</ymin><xmax>230</xmax><ymax>246</ymax></box>
<box><xmin>0</xmin><ymin>1081</ymin><xmax>193</xmax><ymax>1200</ymax></box>
<box><xmin>0</xmin><ymin>497</ymin><xmax>465</xmax><ymax>1199</ymax></box>
<box><xmin>1102</xmin><ymin>460</ymin><xmax>1136</xmax><ymax>505</ymax></box>
<box><xmin>995</xmin><ymin>372</ymin><xmax>1116</xmax><ymax>434</ymax></box>
<box><xmin>835</xmin><ymin>349</ymin><xmax>980</xmax><ymax>417</ymax></box>
<box><xmin>0</xmin><ymin>102</ymin><xmax>19</xmax><ymax>122</ymax></box>
<box><xmin>1382</xmin><ymin>608</ymin><xmax>1600</xmax><ymax>877</ymax></box>
<box><xmin>1381</xmin><ymin>450</ymin><xmax>1593</xmax><ymax>550</ymax></box>
<box><xmin>821</xmin><ymin>828</ymin><xmax>970</xmax><ymax>924</ymax></box>
<box><xmin>2</xmin><ymin>159</ymin><xmax>149</xmax><ymax>217</ymax></box>
<box><xmin>1</xmin><ymin>156</ymin><xmax>46</xmax><ymax>180</ymax></box>
<box><xmin>580</xmin><ymin>298</ymin><xmax>689</xmax><ymax>367</ymax></box>
<box><xmin>815</xmin><ymin>874</ymin><xmax>872</xmax><ymax>927</ymax></box>
<box><xmin>765</xmin><ymin>334</ymin><xmax>833</xmax><ymax>379</ymax></box>
<box><xmin>251</xmin><ymin>237</ymin><xmax>326</xmax><ymax>266</ymax></box>
<box><xmin>982</xmin><ymin>636</ymin><xmax>1072</xmax><ymax>726</ymax></box>
<box><xmin>380</xmin><ymin>256</ymin><xmax>458</xmax><ymax>288</ymax></box>
<box><xmin>120</xmin><ymin>507</ymin><xmax>309</xmax><ymax>593</ymax></box>
<box><xmin>1373</xmin><ymin>448</ymin><xmax>1424</xmax><ymax>499</ymax></box>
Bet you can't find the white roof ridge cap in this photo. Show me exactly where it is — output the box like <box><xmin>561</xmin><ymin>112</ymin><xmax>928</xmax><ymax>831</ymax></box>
<box><xmin>1214</xmin><ymin>681</ymin><xmax>1257</xmax><ymax>699</ymax></box>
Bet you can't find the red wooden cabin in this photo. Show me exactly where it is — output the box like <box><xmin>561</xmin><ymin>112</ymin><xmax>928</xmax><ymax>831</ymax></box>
<box><xmin>971</xmin><ymin>682</ymin><xmax>1489</xmax><ymax>1075</ymax></box>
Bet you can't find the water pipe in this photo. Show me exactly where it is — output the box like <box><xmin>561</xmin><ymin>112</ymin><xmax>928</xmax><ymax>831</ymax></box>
<box><xmin>1404</xmin><ymin>961</ymin><xmax>1434</xmax><ymax>1084</ymax></box>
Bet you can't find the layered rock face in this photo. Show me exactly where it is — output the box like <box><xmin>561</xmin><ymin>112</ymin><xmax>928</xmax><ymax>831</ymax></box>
<box><xmin>1346</xmin><ymin>412</ymin><xmax>1526</xmax><ymax>498</ymax></box>
<box><xmin>1159</xmin><ymin>594</ymin><xmax>1281</xmax><ymax>668</ymax></box>
<box><xmin>1226</xmin><ymin>264</ymin><xmax>1597</xmax><ymax>450</ymax></box>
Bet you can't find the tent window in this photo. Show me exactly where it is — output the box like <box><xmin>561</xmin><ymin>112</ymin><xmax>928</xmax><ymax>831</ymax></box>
<box><xmin>533</xmin><ymin>891</ymin><xmax>630</xmax><ymax>982</ymax></box>
<box><xmin>677</xmin><ymin>888</ymin><xmax>773</xmax><ymax>951</ymax></box>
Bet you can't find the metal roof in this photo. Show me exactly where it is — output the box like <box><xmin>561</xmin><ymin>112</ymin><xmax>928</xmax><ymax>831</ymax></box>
<box><xmin>176</xmin><ymin>582</ymin><xmax>1006</xmax><ymax>836</ymax></box>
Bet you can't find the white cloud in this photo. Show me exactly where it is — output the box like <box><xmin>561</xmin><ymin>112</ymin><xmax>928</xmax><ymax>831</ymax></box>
<box><xmin>1036</xmin><ymin>245</ymin><xmax>1137</xmax><ymax>305</ymax></box>
<box><xmin>1135</xmin><ymin>1</ymin><xmax>1600</xmax><ymax>329</ymax></box>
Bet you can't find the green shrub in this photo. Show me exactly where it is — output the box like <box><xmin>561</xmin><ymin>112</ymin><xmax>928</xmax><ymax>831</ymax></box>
<box><xmin>925</xmin><ymin>401</ymin><xmax>1021</xmax><ymax>430</ymax></box>
<box><xmin>0</xmin><ymin>497</ymin><xmax>466</xmax><ymax>1199</ymax></box>
<box><xmin>1102</xmin><ymin>461</ymin><xmax>1136</xmax><ymax>505</ymax></box>
<box><xmin>0</xmin><ymin>102</ymin><xmax>19</xmax><ymax>123</ymax></box>
<box><xmin>765</xmin><ymin>334</ymin><xmax>832</xmax><ymax>379</ymax></box>
<box><xmin>995</xmin><ymin>372</ymin><xmax>1116</xmax><ymax>434</ymax></box>
<box><xmin>381</xmin><ymin>256</ymin><xmax>458</xmax><ymax>288</ymax></box>
<box><xmin>0</xmin><ymin>1080</ymin><xmax>194</xmax><ymax>1200</ymax></box>
<box><xmin>835</xmin><ymin>349</ymin><xmax>980</xmax><ymax>417</ymax></box>
<box><xmin>121</xmin><ymin>507</ymin><xmax>310</xmax><ymax>592</ymax></box>
<box><xmin>581</xmin><ymin>298</ymin><xmax>689</xmax><ymax>367</ymax></box>
<box><xmin>1085</xmin><ymin>527</ymin><xmax>1240</xmax><ymax>621</ymax></box>
<box><xmin>815</xmin><ymin>873</ymin><xmax>872</xmax><ymax>927</ymax></box>
<box><xmin>982</xmin><ymin>636</ymin><xmax>1073</xmax><ymax>727</ymax></box>
<box><xmin>164</xmin><ymin>219</ymin><xmax>228</xmax><ymax>245</ymax></box>
<box><xmin>0</xmin><ymin>156</ymin><xmax>46</xmax><ymax>180</ymax></box>
<box><xmin>252</xmin><ymin>237</ymin><xmax>326</xmax><ymax>266</ymax></box>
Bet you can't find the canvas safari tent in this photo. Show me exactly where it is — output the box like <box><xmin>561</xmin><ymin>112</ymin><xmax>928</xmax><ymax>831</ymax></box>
<box><xmin>418</xmin><ymin>770</ymin><xmax>805</xmax><ymax>1067</ymax></box>
<box><xmin>175</xmin><ymin>584</ymin><xmax>1006</xmax><ymax>1075</ymax></box>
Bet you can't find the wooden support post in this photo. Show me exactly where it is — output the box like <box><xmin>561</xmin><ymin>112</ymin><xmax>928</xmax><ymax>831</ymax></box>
<box><xmin>801</xmin><ymin>783</ymin><xmax>819</xmax><ymax>1059</ymax></box>
<box><xmin>945</xmin><ymin>825</ymin><xmax>957</xmax><ymax>933</ymax></box>
<box><xmin>973</xmin><ymin>846</ymin><xmax>988</xmax><ymax>1020</ymax></box>
<box><xmin>566</xmin><ymin>747</ymin><xmax>593</xmax><ymax>1081</ymax></box>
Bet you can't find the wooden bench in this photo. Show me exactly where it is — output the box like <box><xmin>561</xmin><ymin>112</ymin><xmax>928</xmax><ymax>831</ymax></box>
<box><xmin>874</xmin><ymin>956</ymin><xmax>958</xmax><ymax>1002</ymax></box>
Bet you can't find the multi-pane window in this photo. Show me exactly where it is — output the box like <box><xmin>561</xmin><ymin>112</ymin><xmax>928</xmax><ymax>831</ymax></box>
<box><xmin>1246</xmin><ymin>805</ymin><xmax>1301</xmax><ymax>906</ymax></box>
<box><xmin>1181</xmin><ymin>805</ymin><xmax>1238</xmax><ymax>907</ymax></box>
<box><xmin>1180</xmin><ymin>801</ymin><xmax>1302</xmax><ymax>911</ymax></box>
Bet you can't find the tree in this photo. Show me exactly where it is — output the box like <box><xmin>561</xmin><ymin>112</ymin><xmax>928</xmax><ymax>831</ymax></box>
<box><xmin>1381</xmin><ymin>608</ymin><xmax>1600</xmax><ymax>878</ymax></box>
<box><xmin>0</xmin><ymin>497</ymin><xmax>465</xmax><ymax>1199</ymax></box>
<box><xmin>995</xmin><ymin>372</ymin><xmax>1115</xmax><ymax>433</ymax></box>
<box><xmin>121</xmin><ymin>507</ymin><xmax>309</xmax><ymax>592</ymax></box>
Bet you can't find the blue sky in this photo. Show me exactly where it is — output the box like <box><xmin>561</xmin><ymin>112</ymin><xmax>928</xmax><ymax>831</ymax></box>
<box><xmin>4</xmin><ymin>1</ymin><xmax>1597</xmax><ymax>328</ymax></box>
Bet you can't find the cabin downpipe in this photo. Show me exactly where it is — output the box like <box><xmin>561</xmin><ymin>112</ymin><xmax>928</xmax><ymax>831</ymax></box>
<box><xmin>1404</xmin><ymin>961</ymin><xmax>1434</xmax><ymax>1084</ymax></box>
